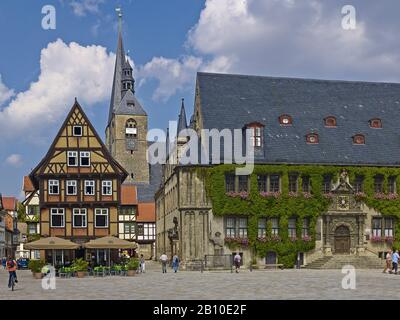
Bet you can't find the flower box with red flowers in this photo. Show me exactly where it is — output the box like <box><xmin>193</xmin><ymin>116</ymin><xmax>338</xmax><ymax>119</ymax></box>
<box><xmin>385</xmin><ymin>236</ymin><xmax>395</xmax><ymax>243</ymax></box>
<box><xmin>302</xmin><ymin>235</ymin><xmax>312</xmax><ymax>242</ymax></box>
<box><xmin>225</xmin><ymin>191</ymin><xmax>249</xmax><ymax>199</ymax></box>
<box><xmin>371</xmin><ymin>235</ymin><xmax>384</xmax><ymax>243</ymax></box>
<box><xmin>302</xmin><ymin>192</ymin><xmax>313</xmax><ymax>199</ymax></box>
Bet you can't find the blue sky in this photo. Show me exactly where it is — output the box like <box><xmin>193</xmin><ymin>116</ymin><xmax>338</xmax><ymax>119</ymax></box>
<box><xmin>0</xmin><ymin>0</ymin><xmax>399</xmax><ymax>198</ymax></box>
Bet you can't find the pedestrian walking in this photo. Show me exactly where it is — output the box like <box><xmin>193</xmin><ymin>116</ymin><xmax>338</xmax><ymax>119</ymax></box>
<box><xmin>233</xmin><ymin>253</ymin><xmax>241</xmax><ymax>273</ymax></box>
<box><xmin>140</xmin><ymin>254</ymin><xmax>145</xmax><ymax>273</ymax></box>
<box><xmin>392</xmin><ymin>250</ymin><xmax>399</xmax><ymax>274</ymax></box>
<box><xmin>172</xmin><ymin>254</ymin><xmax>180</xmax><ymax>273</ymax></box>
<box><xmin>383</xmin><ymin>250</ymin><xmax>392</xmax><ymax>274</ymax></box>
<box><xmin>2</xmin><ymin>257</ymin><xmax>6</xmax><ymax>269</ymax></box>
<box><xmin>160</xmin><ymin>253</ymin><xmax>168</xmax><ymax>273</ymax></box>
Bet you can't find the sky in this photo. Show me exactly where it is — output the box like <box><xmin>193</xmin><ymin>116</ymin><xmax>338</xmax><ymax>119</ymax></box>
<box><xmin>0</xmin><ymin>0</ymin><xmax>399</xmax><ymax>198</ymax></box>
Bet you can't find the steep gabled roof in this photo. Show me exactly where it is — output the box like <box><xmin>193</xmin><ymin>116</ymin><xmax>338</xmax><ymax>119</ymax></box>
<box><xmin>23</xmin><ymin>176</ymin><xmax>35</xmax><ymax>192</ymax></box>
<box><xmin>2</xmin><ymin>196</ymin><xmax>17</xmax><ymax>211</ymax></box>
<box><xmin>196</xmin><ymin>72</ymin><xmax>400</xmax><ymax>166</ymax></box>
<box><xmin>115</xmin><ymin>89</ymin><xmax>146</xmax><ymax>116</ymax></box>
<box><xmin>29</xmin><ymin>100</ymin><xmax>128</xmax><ymax>188</ymax></box>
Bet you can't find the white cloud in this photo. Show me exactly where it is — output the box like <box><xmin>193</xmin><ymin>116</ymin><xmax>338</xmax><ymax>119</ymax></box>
<box><xmin>138</xmin><ymin>56</ymin><xmax>202</xmax><ymax>102</ymax></box>
<box><xmin>0</xmin><ymin>39</ymin><xmax>115</xmax><ymax>140</ymax></box>
<box><xmin>0</xmin><ymin>75</ymin><xmax>14</xmax><ymax>107</ymax></box>
<box><xmin>69</xmin><ymin>0</ymin><xmax>105</xmax><ymax>17</ymax></box>
<box><xmin>5</xmin><ymin>154</ymin><xmax>23</xmax><ymax>167</ymax></box>
<box><xmin>186</xmin><ymin>0</ymin><xmax>400</xmax><ymax>81</ymax></box>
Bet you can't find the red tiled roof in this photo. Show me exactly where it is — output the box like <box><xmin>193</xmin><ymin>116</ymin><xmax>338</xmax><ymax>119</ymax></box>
<box><xmin>121</xmin><ymin>185</ymin><xmax>137</xmax><ymax>205</ymax></box>
<box><xmin>23</xmin><ymin>176</ymin><xmax>35</xmax><ymax>192</ymax></box>
<box><xmin>137</xmin><ymin>203</ymin><xmax>155</xmax><ymax>222</ymax></box>
<box><xmin>2</xmin><ymin>196</ymin><xmax>17</xmax><ymax>211</ymax></box>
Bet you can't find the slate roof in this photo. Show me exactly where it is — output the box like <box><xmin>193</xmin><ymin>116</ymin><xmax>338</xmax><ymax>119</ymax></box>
<box><xmin>115</xmin><ymin>90</ymin><xmax>146</xmax><ymax>116</ymax></box>
<box><xmin>196</xmin><ymin>72</ymin><xmax>400</xmax><ymax>166</ymax></box>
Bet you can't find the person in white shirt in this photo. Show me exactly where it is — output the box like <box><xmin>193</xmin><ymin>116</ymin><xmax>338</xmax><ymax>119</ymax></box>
<box><xmin>234</xmin><ymin>253</ymin><xmax>241</xmax><ymax>273</ymax></box>
<box><xmin>160</xmin><ymin>253</ymin><xmax>168</xmax><ymax>273</ymax></box>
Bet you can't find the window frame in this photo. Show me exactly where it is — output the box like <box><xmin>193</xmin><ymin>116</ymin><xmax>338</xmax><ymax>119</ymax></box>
<box><xmin>225</xmin><ymin>217</ymin><xmax>236</xmax><ymax>238</ymax></box>
<box><xmin>258</xmin><ymin>218</ymin><xmax>267</xmax><ymax>238</ymax></box>
<box><xmin>95</xmin><ymin>208</ymin><xmax>109</xmax><ymax>228</ymax></box>
<box><xmin>238</xmin><ymin>175</ymin><xmax>249</xmax><ymax>192</ymax></box>
<box><xmin>73</xmin><ymin>208</ymin><xmax>87</xmax><ymax>228</ymax></box>
<box><xmin>301</xmin><ymin>176</ymin><xmax>311</xmax><ymax>193</ymax></box>
<box><xmin>238</xmin><ymin>218</ymin><xmax>248</xmax><ymax>238</ymax></box>
<box><xmin>388</xmin><ymin>176</ymin><xmax>396</xmax><ymax>194</ymax></box>
<box><xmin>50</xmin><ymin>208</ymin><xmax>65</xmax><ymax>228</ymax></box>
<box><xmin>257</xmin><ymin>175</ymin><xmax>268</xmax><ymax>193</ymax></box>
<box><xmin>302</xmin><ymin>218</ymin><xmax>310</xmax><ymax>237</ymax></box>
<box><xmin>288</xmin><ymin>217</ymin><xmax>297</xmax><ymax>238</ymax></box>
<box><xmin>67</xmin><ymin>151</ymin><xmax>78</xmax><ymax>167</ymax></box>
<box><xmin>271</xmin><ymin>217</ymin><xmax>279</xmax><ymax>235</ymax></box>
<box><xmin>48</xmin><ymin>180</ymin><xmax>59</xmax><ymax>195</ymax></box>
<box><xmin>288</xmin><ymin>174</ymin><xmax>298</xmax><ymax>193</ymax></box>
<box><xmin>80</xmin><ymin>151</ymin><xmax>91</xmax><ymax>167</ymax></box>
<box><xmin>225</xmin><ymin>174</ymin><xmax>235</xmax><ymax>193</ymax></box>
<box><xmin>73</xmin><ymin>126</ymin><xmax>83</xmax><ymax>137</ymax></box>
<box><xmin>269</xmin><ymin>174</ymin><xmax>280</xmax><ymax>192</ymax></box>
<box><xmin>374</xmin><ymin>175</ymin><xmax>384</xmax><ymax>193</ymax></box>
<box><xmin>102</xmin><ymin>180</ymin><xmax>113</xmax><ymax>196</ymax></box>
<box><xmin>84</xmin><ymin>180</ymin><xmax>95</xmax><ymax>196</ymax></box>
<box><xmin>354</xmin><ymin>175</ymin><xmax>364</xmax><ymax>193</ymax></box>
<box><xmin>66</xmin><ymin>180</ymin><xmax>77</xmax><ymax>196</ymax></box>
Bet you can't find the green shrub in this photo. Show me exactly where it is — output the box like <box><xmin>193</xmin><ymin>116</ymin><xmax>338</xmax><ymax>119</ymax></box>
<box><xmin>71</xmin><ymin>258</ymin><xmax>89</xmax><ymax>272</ymax></box>
<box><xmin>28</xmin><ymin>259</ymin><xmax>45</xmax><ymax>273</ymax></box>
<box><xmin>127</xmin><ymin>258</ymin><xmax>139</xmax><ymax>270</ymax></box>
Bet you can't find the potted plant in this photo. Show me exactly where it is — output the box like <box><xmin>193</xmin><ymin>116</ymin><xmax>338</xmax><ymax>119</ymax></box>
<box><xmin>72</xmin><ymin>258</ymin><xmax>89</xmax><ymax>278</ymax></box>
<box><xmin>28</xmin><ymin>259</ymin><xmax>45</xmax><ymax>279</ymax></box>
<box><xmin>127</xmin><ymin>258</ymin><xmax>139</xmax><ymax>276</ymax></box>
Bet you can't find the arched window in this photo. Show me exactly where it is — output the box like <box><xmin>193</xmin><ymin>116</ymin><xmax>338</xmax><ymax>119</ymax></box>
<box><xmin>306</xmin><ymin>133</ymin><xmax>319</xmax><ymax>144</ymax></box>
<box><xmin>369</xmin><ymin>118</ymin><xmax>382</xmax><ymax>128</ymax></box>
<box><xmin>279</xmin><ymin>114</ymin><xmax>292</xmax><ymax>126</ymax></box>
<box><xmin>125</xmin><ymin>119</ymin><xmax>137</xmax><ymax>138</ymax></box>
<box><xmin>324</xmin><ymin>116</ymin><xmax>337</xmax><ymax>127</ymax></box>
<box><xmin>353</xmin><ymin>134</ymin><xmax>365</xmax><ymax>145</ymax></box>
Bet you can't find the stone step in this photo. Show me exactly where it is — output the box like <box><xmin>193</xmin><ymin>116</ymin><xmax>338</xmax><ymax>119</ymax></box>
<box><xmin>305</xmin><ymin>254</ymin><xmax>384</xmax><ymax>269</ymax></box>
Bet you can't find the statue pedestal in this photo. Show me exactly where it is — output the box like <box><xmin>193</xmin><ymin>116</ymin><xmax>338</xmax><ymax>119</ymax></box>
<box><xmin>323</xmin><ymin>246</ymin><xmax>333</xmax><ymax>256</ymax></box>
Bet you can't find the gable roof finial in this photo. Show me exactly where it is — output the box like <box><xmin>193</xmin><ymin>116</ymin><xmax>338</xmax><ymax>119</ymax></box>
<box><xmin>116</xmin><ymin>7</ymin><xmax>123</xmax><ymax>34</ymax></box>
<box><xmin>177</xmin><ymin>98</ymin><xmax>188</xmax><ymax>136</ymax></box>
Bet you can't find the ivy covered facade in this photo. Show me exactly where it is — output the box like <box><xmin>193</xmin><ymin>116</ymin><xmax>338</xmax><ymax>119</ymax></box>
<box><xmin>155</xmin><ymin>72</ymin><xmax>400</xmax><ymax>269</ymax></box>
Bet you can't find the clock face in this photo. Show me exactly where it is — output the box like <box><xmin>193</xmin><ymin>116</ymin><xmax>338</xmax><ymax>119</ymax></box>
<box><xmin>337</xmin><ymin>196</ymin><xmax>350</xmax><ymax>210</ymax></box>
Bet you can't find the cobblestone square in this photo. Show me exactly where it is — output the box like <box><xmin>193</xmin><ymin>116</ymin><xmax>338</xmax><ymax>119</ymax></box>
<box><xmin>1</xmin><ymin>264</ymin><xmax>399</xmax><ymax>300</ymax></box>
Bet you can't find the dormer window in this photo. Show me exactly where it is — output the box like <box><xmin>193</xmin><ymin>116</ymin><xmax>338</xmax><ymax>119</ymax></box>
<box><xmin>353</xmin><ymin>134</ymin><xmax>365</xmax><ymax>145</ymax></box>
<box><xmin>369</xmin><ymin>118</ymin><xmax>382</xmax><ymax>128</ymax></box>
<box><xmin>324</xmin><ymin>116</ymin><xmax>337</xmax><ymax>127</ymax></box>
<box><xmin>73</xmin><ymin>126</ymin><xmax>82</xmax><ymax>137</ymax></box>
<box><xmin>245</xmin><ymin>122</ymin><xmax>264</xmax><ymax>148</ymax></box>
<box><xmin>306</xmin><ymin>133</ymin><xmax>319</xmax><ymax>144</ymax></box>
<box><xmin>279</xmin><ymin>114</ymin><xmax>292</xmax><ymax>126</ymax></box>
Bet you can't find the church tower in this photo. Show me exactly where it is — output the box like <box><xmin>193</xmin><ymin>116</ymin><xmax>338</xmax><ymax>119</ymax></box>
<box><xmin>105</xmin><ymin>10</ymin><xmax>150</xmax><ymax>184</ymax></box>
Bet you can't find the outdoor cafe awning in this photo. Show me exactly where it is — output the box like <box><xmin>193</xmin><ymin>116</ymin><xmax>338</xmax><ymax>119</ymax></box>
<box><xmin>24</xmin><ymin>237</ymin><xmax>80</xmax><ymax>250</ymax></box>
<box><xmin>83</xmin><ymin>236</ymin><xmax>137</xmax><ymax>249</ymax></box>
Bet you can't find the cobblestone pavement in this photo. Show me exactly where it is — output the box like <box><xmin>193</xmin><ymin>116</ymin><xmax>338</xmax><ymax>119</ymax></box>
<box><xmin>1</xmin><ymin>264</ymin><xmax>399</xmax><ymax>300</ymax></box>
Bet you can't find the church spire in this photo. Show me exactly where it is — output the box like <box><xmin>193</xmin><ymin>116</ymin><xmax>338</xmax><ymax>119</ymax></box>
<box><xmin>108</xmin><ymin>7</ymin><xmax>135</xmax><ymax>125</ymax></box>
<box><xmin>177</xmin><ymin>98</ymin><xmax>188</xmax><ymax>136</ymax></box>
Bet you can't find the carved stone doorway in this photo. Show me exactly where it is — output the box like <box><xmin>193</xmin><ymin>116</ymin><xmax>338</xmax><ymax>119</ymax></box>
<box><xmin>334</xmin><ymin>225</ymin><xmax>350</xmax><ymax>254</ymax></box>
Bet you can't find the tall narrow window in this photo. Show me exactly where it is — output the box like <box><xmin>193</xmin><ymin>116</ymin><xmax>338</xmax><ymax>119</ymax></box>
<box><xmin>225</xmin><ymin>217</ymin><xmax>236</xmax><ymax>237</ymax></box>
<box><xmin>322</xmin><ymin>174</ymin><xmax>332</xmax><ymax>193</ymax></box>
<box><xmin>66</xmin><ymin>180</ymin><xmax>77</xmax><ymax>195</ymax></box>
<box><xmin>225</xmin><ymin>174</ymin><xmax>235</xmax><ymax>192</ymax></box>
<box><xmin>269</xmin><ymin>175</ymin><xmax>280</xmax><ymax>192</ymax></box>
<box><xmin>288</xmin><ymin>217</ymin><xmax>297</xmax><ymax>238</ymax></box>
<box><xmin>102</xmin><ymin>181</ymin><xmax>112</xmax><ymax>196</ymax></box>
<box><xmin>388</xmin><ymin>176</ymin><xmax>396</xmax><ymax>193</ymax></box>
<box><xmin>51</xmin><ymin>208</ymin><xmax>64</xmax><ymax>227</ymax></box>
<box><xmin>374</xmin><ymin>175</ymin><xmax>384</xmax><ymax>193</ymax></box>
<box><xmin>238</xmin><ymin>218</ymin><xmax>248</xmax><ymax>238</ymax></box>
<box><xmin>238</xmin><ymin>175</ymin><xmax>249</xmax><ymax>192</ymax></box>
<box><xmin>288</xmin><ymin>174</ymin><xmax>298</xmax><ymax>193</ymax></box>
<box><xmin>302</xmin><ymin>218</ymin><xmax>310</xmax><ymax>237</ymax></box>
<box><xmin>372</xmin><ymin>218</ymin><xmax>382</xmax><ymax>237</ymax></box>
<box><xmin>67</xmin><ymin>151</ymin><xmax>78</xmax><ymax>167</ymax></box>
<box><xmin>354</xmin><ymin>175</ymin><xmax>364</xmax><ymax>193</ymax></box>
<box><xmin>48</xmin><ymin>180</ymin><xmax>59</xmax><ymax>195</ymax></box>
<box><xmin>250</xmin><ymin>127</ymin><xmax>262</xmax><ymax>147</ymax></box>
<box><xmin>258</xmin><ymin>218</ymin><xmax>267</xmax><ymax>238</ymax></box>
<box><xmin>271</xmin><ymin>218</ymin><xmax>279</xmax><ymax>235</ymax></box>
<box><xmin>73</xmin><ymin>208</ymin><xmax>87</xmax><ymax>228</ymax></box>
<box><xmin>257</xmin><ymin>175</ymin><xmax>267</xmax><ymax>192</ymax></box>
<box><xmin>80</xmin><ymin>152</ymin><xmax>90</xmax><ymax>167</ymax></box>
<box><xmin>84</xmin><ymin>180</ymin><xmax>95</xmax><ymax>195</ymax></box>
<box><xmin>384</xmin><ymin>218</ymin><xmax>394</xmax><ymax>237</ymax></box>
<box><xmin>302</xmin><ymin>176</ymin><xmax>310</xmax><ymax>193</ymax></box>
<box><xmin>95</xmin><ymin>208</ymin><xmax>108</xmax><ymax>228</ymax></box>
